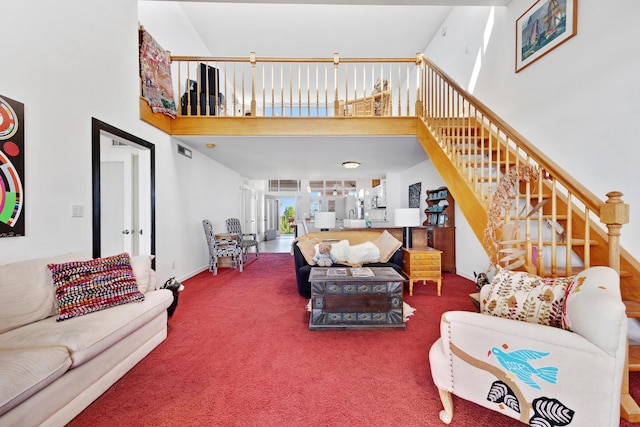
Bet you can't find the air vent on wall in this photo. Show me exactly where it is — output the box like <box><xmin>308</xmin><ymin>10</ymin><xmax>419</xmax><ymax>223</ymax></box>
<box><xmin>177</xmin><ymin>144</ymin><xmax>192</xmax><ymax>159</ymax></box>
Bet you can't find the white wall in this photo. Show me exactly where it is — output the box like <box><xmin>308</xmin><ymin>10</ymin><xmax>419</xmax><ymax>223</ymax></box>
<box><xmin>0</xmin><ymin>0</ymin><xmax>241</xmax><ymax>283</ymax></box>
<box><xmin>3</xmin><ymin>1</ymin><xmax>635</xmax><ymax>284</ymax></box>
<box><xmin>424</xmin><ymin>2</ymin><xmax>640</xmax><ymax>275</ymax></box>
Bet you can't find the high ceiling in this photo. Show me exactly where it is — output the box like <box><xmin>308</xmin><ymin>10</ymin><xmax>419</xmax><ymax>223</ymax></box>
<box><xmin>142</xmin><ymin>1</ymin><xmax>510</xmax><ymax>179</ymax></box>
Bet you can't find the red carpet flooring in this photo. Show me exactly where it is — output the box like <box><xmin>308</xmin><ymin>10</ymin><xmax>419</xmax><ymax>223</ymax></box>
<box><xmin>68</xmin><ymin>253</ymin><xmax>640</xmax><ymax>426</ymax></box>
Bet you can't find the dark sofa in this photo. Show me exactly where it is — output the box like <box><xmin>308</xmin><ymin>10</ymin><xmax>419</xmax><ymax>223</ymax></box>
<box><xmin>292</xmin><ymin>230</ymin><xmax>404</xmax><ymax>299</ymax></box>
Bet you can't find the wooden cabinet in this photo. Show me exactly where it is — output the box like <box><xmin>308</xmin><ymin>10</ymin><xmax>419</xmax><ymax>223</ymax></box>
<box><xmin>424</xmin><ymin>187</ymin><xmax>456</xmax><ymax>273</ymax></box>
<box><xmin>402</xmin><ymin>247</ymin><xmax>442</xmax><ymax>296</ymax></box>
<box><xmin>427</xmin><ymin>227</ymin><xmax>456</xmax><ymax>273</ymax></box>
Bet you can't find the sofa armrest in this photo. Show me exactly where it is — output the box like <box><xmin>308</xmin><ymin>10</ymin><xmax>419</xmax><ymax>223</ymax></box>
<box><xmin>388</xmin><ymin>247</ymin><xmax>402</xmax><ymax>268</ymax></box>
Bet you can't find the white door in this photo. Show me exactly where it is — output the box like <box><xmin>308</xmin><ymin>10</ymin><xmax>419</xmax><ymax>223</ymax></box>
<box><xmin>100</xmin><ymin>160</ymin><xmax>128</xmax><ymax>255</ymax></box>
<box><xmin>101</xmin><ymin>153</ymin><xmax>133</xmax><ymax>256</ymax></box>
<box><xmin>242</xmin><ymin>186</ymin><xmax>257</xmax><ymax>239</ymax></box>
<box><xmin>100</xmin><ymin>137</ymin><xmax>151</xmax><ymax>257</ymax></box>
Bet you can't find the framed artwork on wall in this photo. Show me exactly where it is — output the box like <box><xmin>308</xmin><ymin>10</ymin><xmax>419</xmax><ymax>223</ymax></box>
<box><xmin>515</xmin><ymin>0</ymin><xmax>578</xmax><ymax>73</ymax></box>
<box><xmin>0</xmin><ymin>95</ymin><xmax>25</xmax><ymax>238</ymax></box>
<box><xmin>409</xmin><ymin>182</ymin><xmax>421</xmax><ymax>209</ymax></box>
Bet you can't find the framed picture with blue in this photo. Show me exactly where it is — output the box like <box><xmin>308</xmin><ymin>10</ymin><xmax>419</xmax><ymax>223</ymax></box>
<box><xmin>0</xmin><ymin>95</ymin><xmax>25</xmax><ymax>238</ymax></box>
<box><xmin>515</xmin><ymin>0</ymin><xmax>578</xmax><ymax>72</ymax></box>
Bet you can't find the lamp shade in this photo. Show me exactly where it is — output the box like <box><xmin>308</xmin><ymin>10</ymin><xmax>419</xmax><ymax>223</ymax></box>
<box><xmin>394</xmin><ymin>208</ymin><xmax>420</xmax><ymax>227</ymax></box>
<box><xmin>314</xmin><ymin>212</ymin><xmax>336</xmax><ymax>230</ymax></box>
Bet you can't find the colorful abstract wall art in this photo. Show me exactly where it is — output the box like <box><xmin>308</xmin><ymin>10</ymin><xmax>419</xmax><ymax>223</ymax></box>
<box><xmin>0</xmin><ymin>95</ymin><xmax>25</xmax><ymax>237</ymax></box>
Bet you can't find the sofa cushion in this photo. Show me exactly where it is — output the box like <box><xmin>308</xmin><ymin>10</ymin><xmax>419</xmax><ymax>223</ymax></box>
<box><xmin>481</xmin><ymin>267</ymin><xmax>570</xmax><ymax>328</ymax></box>
<box><xmin>346</xmin><ymin>241</ymin><xmax>380</xmax><ymax>264</ymax></box>
<box><xmin>374</xmin><ymin>230</ymin><xmax>402</xmax><ymax>263</ymax></box>
<box><xmin>0</xmin><ymin>253</ymin><xmax>91</xmax><ymax>334</ymax></box>
<box><xmin>48</xmin><ymin>253</ymin><xmax>145</xmax><ymax>321</ymax></box>
<box><xmin>0</xmin><ymin>289</ymin><xmax>173</xmax><ymax>368</ymax></box>
<box><xmin>130</xmin><ymin>254</ymin><xmax>155</xmax><ymax>293</ymax></box>
<box><xmin>0</xmin><ymin>346</ymin><xmax>72</xmax><ymax>416</ymax></box>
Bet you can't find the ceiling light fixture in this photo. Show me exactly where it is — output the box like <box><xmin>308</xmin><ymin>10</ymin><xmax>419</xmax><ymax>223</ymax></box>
<box><xmin>206</xmin><ymin>143</ymin><xmax>216</xmax><ymax>148</ymax></box>
<box><xmin>342</xmin><ymin>161</ymin><xmax>360</xmax><ymax>169</ymax></box>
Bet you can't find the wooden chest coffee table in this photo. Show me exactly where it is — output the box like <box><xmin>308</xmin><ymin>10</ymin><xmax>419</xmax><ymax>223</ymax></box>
<box><xmin>309</xmin><ymin>266</ymin><xmax>405</xmax><ymax>331</ymax></box>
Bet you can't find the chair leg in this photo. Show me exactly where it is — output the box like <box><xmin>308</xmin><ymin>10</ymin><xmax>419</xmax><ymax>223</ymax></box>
<box><xmin>212</xmin><ymin>256</ymin><xmax>218</xmax><ymax>275</ymax></box>
<box><xmin>238</xmin><ymin>252</ymin><xmax>243</xmax><ymax>273</ymax></box>
<box><xmin>255</xmin><ymin>244</ymin><xmax>259</xmax><ymax>259</ymax></box>
<box><xmin>437</xmin><ymin>388</ymin><xmax>453</xmax><ymax>424</ymax></box>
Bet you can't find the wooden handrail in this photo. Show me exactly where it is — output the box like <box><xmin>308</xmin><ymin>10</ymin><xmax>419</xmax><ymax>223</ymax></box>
<box><xmin>420</xmin><ymin>56</ymin><xmax>603</xmax><ymax>215</ymax></box>
<box><xmin>171</xmin><ymin>55</ymin><xmax>417</xmax><ymax>64</ymax></box>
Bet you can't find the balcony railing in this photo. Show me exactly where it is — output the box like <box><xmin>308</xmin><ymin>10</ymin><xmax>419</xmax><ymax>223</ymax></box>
<box><xmin>169</xmin><ymin>53</ymin><xmax>422</xmax><ymax>117</ymax></box>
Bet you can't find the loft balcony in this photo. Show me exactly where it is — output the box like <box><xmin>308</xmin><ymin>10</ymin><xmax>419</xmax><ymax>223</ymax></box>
<box><xmin>140</xmin><ymin>51</ymin><xmax>423</xmax><ymax>136</ymax></box>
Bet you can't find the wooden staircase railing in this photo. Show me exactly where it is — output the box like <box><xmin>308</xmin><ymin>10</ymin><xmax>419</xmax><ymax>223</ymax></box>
<box><xmin>415</xmin><ymin>55</ymin><xmax>640</xmax><ymax>421</ymax></box>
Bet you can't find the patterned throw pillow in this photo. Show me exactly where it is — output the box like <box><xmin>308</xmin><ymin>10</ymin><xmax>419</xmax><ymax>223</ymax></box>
<box><xmin>481</xmin><ymin>267</ymin><xmax>571</xmax><ymax>328</ymax></box>
<box><xmin>561</xmin><ymin>275</ymin><xmax>586</xmax><ymax>331</ymax></box>
<box><xmin>48</xmin><ymin>253</ymin><xmax>145</xmax><ymax>321</ymax></box>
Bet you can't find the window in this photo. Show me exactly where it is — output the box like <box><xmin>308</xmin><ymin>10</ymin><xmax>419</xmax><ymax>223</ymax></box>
<box><xmin>268</xmin><ymin>179</ymin><xmax>300</xmax><ymax>192</ymax></box>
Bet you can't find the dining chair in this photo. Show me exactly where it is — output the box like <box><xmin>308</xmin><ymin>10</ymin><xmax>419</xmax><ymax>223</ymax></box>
<box><xmin>202</xmin><ymin>219</ymin><xmax>243</xmax><ymax>275</ymax></box>
<box><xmin>225</xmin><ymin>218</ymin><xmax>259</xmax><ymax>261</ymax></box>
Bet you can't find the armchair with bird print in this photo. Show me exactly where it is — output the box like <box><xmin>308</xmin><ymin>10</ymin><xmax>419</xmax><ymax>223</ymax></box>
<box><xmin>428</xmin><ymin>266</ymin><xmax>627</xmax><ymax>426</ymax></box>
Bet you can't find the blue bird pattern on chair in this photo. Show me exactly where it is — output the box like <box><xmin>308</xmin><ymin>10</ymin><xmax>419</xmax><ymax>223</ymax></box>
<box><xmin>490</xmin><ymin>347</ymin><xmax>558</xmax><ymax>390</ymax></box>
<box><xmin>485</xmin><ymin>345</ymin><xmax>574</xmax><ymax>426</ymax></box>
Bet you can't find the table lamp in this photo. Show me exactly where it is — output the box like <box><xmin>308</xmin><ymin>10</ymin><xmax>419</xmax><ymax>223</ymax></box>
<box><xmin>314</xmin><ymin>212</ymin><xmax>336</xmax><ymax>231</ymax></box>
<box><xmin>394</xmin><ymin>208</ymin><xmax>420</xmax><ymax>248</ymax></box>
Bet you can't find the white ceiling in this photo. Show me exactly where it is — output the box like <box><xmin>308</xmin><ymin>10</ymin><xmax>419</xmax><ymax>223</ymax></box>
<box><xmin>149</xmin><ymin>0</ymin><xmax>510</xmax><ymax>179</ymax></box>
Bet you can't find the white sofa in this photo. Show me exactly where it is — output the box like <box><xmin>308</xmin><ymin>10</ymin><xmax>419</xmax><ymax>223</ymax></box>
<box><xmin>429</xmin><ymin>266</ymin><xmax>627</xmax><ymax>426</ymax></box>
<box><xmin>0</xmin><ymin>253</ymin><xmax>174</xmax><ymax>427</ymax></box>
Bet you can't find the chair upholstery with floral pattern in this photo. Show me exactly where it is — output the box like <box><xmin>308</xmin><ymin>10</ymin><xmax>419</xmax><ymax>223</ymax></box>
<box><xmin>225</xmin><ymin>218</ymin><xmax>259</xmax><ymax>261</ymax></box>
<box><xmin>202</xmin><ymin>219</ymin><xmax>243</xmax><ymax>275</ymax></box>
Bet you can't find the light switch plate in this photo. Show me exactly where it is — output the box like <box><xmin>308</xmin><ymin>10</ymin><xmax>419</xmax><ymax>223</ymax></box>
<box><xmin>72</xmin><ymin>205</ymin><xmax>84</xmax><ymax>217</ymax></box>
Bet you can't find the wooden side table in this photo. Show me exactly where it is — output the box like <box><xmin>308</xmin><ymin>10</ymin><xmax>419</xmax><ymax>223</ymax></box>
<box><xmin>402</xmin><ymin>246</ymin><xmax>442</xmax><ymax>296</ymax></box>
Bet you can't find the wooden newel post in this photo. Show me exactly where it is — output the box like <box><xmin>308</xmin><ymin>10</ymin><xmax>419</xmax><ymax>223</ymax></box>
<box><xmin>600</xmin><ymin>191</ymin><xmax>629</xmax><ymax>273</ymax></box>
<box><xmin>250</xmin><ymin>52</ymin><xmax>257</xmax><ymax>116</ymax></box>
<box><xmin>415</xmin><ymin>53</ymin><xmax>423</xmax><ymax>117</ymax></box>
<box><xmin>333</xmin><ymin>53</ymin><xmax>340</xmax><ymax>117</ymax></box>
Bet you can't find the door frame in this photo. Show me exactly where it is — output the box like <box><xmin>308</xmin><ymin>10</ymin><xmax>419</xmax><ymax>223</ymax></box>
<box><xmin>91</xmin><ymin>118</ymin><xmax>155</xmax><ymax>264</ymax></box>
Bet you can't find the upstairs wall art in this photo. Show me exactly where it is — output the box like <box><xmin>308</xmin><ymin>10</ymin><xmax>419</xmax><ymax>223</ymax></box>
<box><xmin>139</xmin><ymin>27</ymin><xmax>177</xmax><ymax>118</ymax></box>
<box><xmin>0</xmin><ymin>95</ymin><xmax>25</xmax><ymax>238</ymax></box>
<box><xmin>516</xmin><ymin>0</ymin><xmax>578</xmax><ymax>72</ymax></box>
